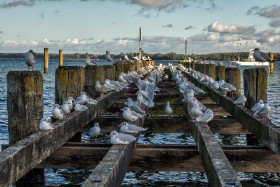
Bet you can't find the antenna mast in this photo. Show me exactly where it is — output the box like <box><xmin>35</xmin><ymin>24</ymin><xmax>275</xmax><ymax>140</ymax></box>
<box><xmin>139</xmin><ymin>26</ymin><xmax>143</xmax><ymax>62</ymax></box>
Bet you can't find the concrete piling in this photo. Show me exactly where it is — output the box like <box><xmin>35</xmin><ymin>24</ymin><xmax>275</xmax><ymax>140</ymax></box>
<box><xmin>55</xmin><ymin>66</ymin><xmax>85</xmax><ymax>105</ymax></box>
<box><xmin>225</xmin><ymin>67</ymin><xmax>241</xmax><ymax>99</ymax></box>
<box><xmin>7</xmin><ymin>71</ymin><xmax>44</xmax><ymax>186</ymax></box>
<box><xmin>59</xmin><ymin>50</ymin><xmax>63</xmax><ymax>66</ymax></box>
<box><xmin>215</xmin><ymin>65</ymin><xmax>225</xmax><ymax>81</ymax></box>
<box><xmin>243</xmin><ymin>68</ymin><xmax>267</xmax><ymax>109</ymax></box>
<box><xmin>103</xmin><ymin>65</ymin><xmax>116</xmax><ymax>81</ymax></box>
<box><xmin>44</xmin><ymin>48</ymin><xmax>49</xmax><ymax>74</ymax></box>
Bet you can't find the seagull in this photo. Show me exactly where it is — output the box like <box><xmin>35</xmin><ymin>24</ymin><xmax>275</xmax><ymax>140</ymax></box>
<box><xmin>40</xmin><ymin>117</ymin><xmax>54</xmax><ymax>130</ymax></box>
<box><xmin>124</xmin><ymin>54</ymin><xmax>130</xmax><ymax>61</ymax></box>
<box><xmin>165</xmin><ymin>101</ymin><xmax>173</xmax><ymax>115</ymax></box>
<box><xmin>89</xmin><ymin>123</ymin><xmax>100</xmax><ymax>141</ymax></box>
<box><xmin>74</xmin><ymin>92</ymin><xmax>87</xmax><ymax>105</ymax></box>
<box><xmin>195</xmin><ymin>109</ymin><xmax>214</xmax><ymax>128</ymax></box>
<box><xmin>252</xmin><ymin>99</ymin><xmax>264</xmax><ymax>112</ymax></box>
<box><xmin>119</xmin><ymin>122</ymin><xmax>148</xmax><ymax>134</ymax></box>
<box><xmin>106</xmin><ymin>50</ymin><xmax>114</xmax><ymax>62</ymax></box>
<box><xmin>219</xmin><ymin>80</ymin><xmax>237</xmax><ymax>96</ymax></box>
<box><xmin>126</xmin><ymin>98</ymin><xmax>145</xmax><ymax>115</ymax></box>
<box><xmin>234</xmin><ymin>95</ymin><xmax>247</xmax><ymax>105</ymax></box>
<box><xmin>121</xmin><ymin>107</ymin><xmax>139</xmax><ymax>123</ymax></box>
<box><xmin>96</xmin><ymin>80</ymin><xmax>111</xmax><ymax>98</ymax></box>
<box><xmin>85</xmin><ymin>56</ymin><xmax>97</xmax><ymax>66</ymax></box>
<box><xmin>133</xmin><ymin>56</ymin><xmax>139</xmax><ymax>61</ymax></box>
<box><xmin>253</xmin><ymin>48</ymin><xmax>272</xmax><ymax>62</ymax></box>
<box><xmin>108</xmin><ymin>131</ymin><xmax>136</xmax><ymax>144</ymax></box>
<box><xmin>67</xmin><ymin>97</ymin><xmax>74</xmax><ymax>110</ymax></box>
<box><xmin>254</xmin><ymin>101</ymin><xmax>271</xmax><ymax>121</ymax></box>
<box><xmin>52</xmin><ymin>104</ymin><xmax>65</xmax><ymax>124</ymax></box>
<box><xmin>87</xmin><ymin>98</ymin><xmax>98</xmax><ymax>105</ymax></box>
<box><xmin>61</xmin><ymin>101</ymin><xmax>71</xmax><ymax>118</ymax></box>
<box><xmin>25</xmin><ymin>49</ymin><xmax>36</xmax><ymax>71</ymax></box>
<box><xmin>74</xmin><ymin>103</ymin><xmax>88</xmax><ymax>111</ymax></box>
<box><xmin>190</xmin><ymin>103</ymin><xmax>203</xmax><ymax>119</ymax></box>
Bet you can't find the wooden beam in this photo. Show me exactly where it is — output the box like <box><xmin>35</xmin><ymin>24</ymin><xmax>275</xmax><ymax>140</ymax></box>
<box><xmin>37</xmin><ymin>143</ymin><xmax>280</xmax><ymax>173</ymax></box>
<box><xmin>0</xmin><ymin>90</ymin><xmax>126</xmax><ymax>187</ymax></box>
<box><xmin>81</xmin><ymin>118</ymin><xmax>144</xmax><ymax>187</ymax></box>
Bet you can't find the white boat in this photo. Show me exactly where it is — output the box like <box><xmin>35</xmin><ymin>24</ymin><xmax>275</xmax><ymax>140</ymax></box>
<box><xmin>233</xmin><ymin>49</ymin><xmax>270</xmax><ymax>66</ymax></box>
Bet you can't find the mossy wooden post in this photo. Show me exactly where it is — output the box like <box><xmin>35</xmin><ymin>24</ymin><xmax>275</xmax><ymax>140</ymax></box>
<box><xmin>124</xmin><ymin>63</ymin><xmax>130</xmax><ymax>73</ymax></box>
<box><xmin>140</xmin><ymin>62</ymin><xmax>143</xmax><ymax>68</ymax></box>
<box><xmin>201</xmin><ymin>63</ymin><xmax>206</xmax><ymax>74</ymax></box>
<box><xmin>103</xmin><ymin>65</ymin><xmax>116</xmax><ymax>80</ymax></box>
<box><xmin>186</xmin><ymin>62</ymin><xmax>191</xmax><ymax>68</ymax></box>
<box><xmin>195</xmin><ymin>63</ymin><xmax>200</xmax><ymax>72</ymax></box>
<box><xmin>206</xmin><ymin>64</ymin><xmax>215</xmax><ymax>78</ymax></box>
<box><xmin>225</xmin><ymin>67</ymin><xmax>241</xmax><ymax>99</ymax></box>
<box><xmin>7</xmin><ymin>71</ymin><xmax>44</xmax><ymax>186</ymax></box>
<box><xmin>59</xmin><ymin>50</ymin><xmax>63</xmax><ymax>66</ymax></box>
<box><xmin>44</xmin><ymin>48</ymin><xmax>49</xmax><ymax>74</ymax></box>
<box><xmin>84</xmin><ymin>66</ymin><xmax>104</xmax><ymax>98</ymax></box>
<box><xmin>192</xmin><ymin>61</ymin><xmax>196</xmax><ymax>70</ymax></box>
<box><xmin>55</xmin><ymin>66</ymin><xmax>85</xmax><ymax>105</ymax></box>
<box><xmin>269</xmin><ymin>52</ymin><xmax>274</xmax><ymax>74</ymax></box>
<box><xmin>215</xmin><ymin>65</ymin><xmax>225</xmax><ymax>81</ymax></box>
<box><xmin>129</xmin><ymin>63</ymin><xmax>136</xmax><ymax>72</ymax></box>
<box><xmin>143</xmin><ymin>61</ymin><xmax>149</xmax><ymax>67</ymax></box>
<box><xmin>115</xmin><ymin>63</ymin><xmax>124</xmax><ymax>80</ymax></box>
<box><xmin>243</xmin><ymin>68</ymin><xmax>267</xmax><ymax>109</ymax></box>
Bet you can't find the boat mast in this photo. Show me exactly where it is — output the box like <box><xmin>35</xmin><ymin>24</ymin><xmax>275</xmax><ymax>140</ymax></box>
<box><xmin>185</xmin><ymin>39</ymin><xmax>187</xmax><ymax>62</ymax></box>
<box><xmin>139</xmin><ymin>26</ymin><xmax>143</xmax><ymax>62</ymax></box>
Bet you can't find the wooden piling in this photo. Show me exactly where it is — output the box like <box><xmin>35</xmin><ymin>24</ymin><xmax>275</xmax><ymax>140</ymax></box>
<box><xmin>143</xmin><ymin>61</ymin><xmax>149</xmax><ymax>67</ymax></box>
<box><xmin>191</xmin><ymin>61</ymin><xmax>196</xmax><ymax>70</ymax></box>
<box><xmin>103</xmin><ymin>65</ymin><xmax>116</xmax><ymax>81</ymax></box>
<box><xmin>243</xmin><ymin>68</ymin><xmax>267</xmax><ymax>109</ymax></box>
<box><xmin>269</xmin><ymin>52</ymin><xmax>274</xmax><ymax>74</ymax></box>
<box><xmin>55</xmin><ymin>66</ymin><xmax>85</xmax><ymax>105</ymax></box>
<box><xmin>7</xmin><ymin>71</ymin><xmax>44</xmax><ymax>186</ymax></box>
<box><xmin>44</xmin><ymin>48</ymin><xmax>49</xmax><ymax>74</ymax></box>
<box><xmin>225</xmin><ymin>67</ymin><xmax>241</xmax><ymax>99</ymax></box>
<box><xmin>206</xmin><ymin>64</ymin><xmax>216</xmax><ymax>79</ymax></box>
<box><xmin>84</xmin><ymin>66</ymin><xmax>105</xmax><ymax>98</ymax></box>
<box><xmin>115</xmin><ymin>63</ymin><xmax>125</xmax><ymax>80</ymax></box>
<box><xmin>215</xmin><ymin>65</ymin><xmax>225</xmax><ymax>81</ymax></box>
<box><xmin>59</xmin><ymin>50</ymin><xmax>63</xmax><ymax>66</ymax></box>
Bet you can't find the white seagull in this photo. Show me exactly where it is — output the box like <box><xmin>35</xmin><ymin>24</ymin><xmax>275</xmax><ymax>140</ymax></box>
<box><xmin>96</xmin><ymin>80</ymin><xmax>111</xmax><ymax>98</ymax></box>
<box><xmin>40</xmin><ymin>117</ymin><xmax>54</xmax><ymax>130</ymax></box>
<box><xmin>109</xmin><ymin>131</ymin><xmax>136</xmax><ymax>144</ymax></box>
<box><xmin>25</xmin><ymin>49</ymin><xmax>36</xmax><ymax>71</ymax></box>
<box><xmin>234</xmin><ymin>95</ymin><xmax>247</xmax><ymax>105</ymax></box>
<box><xmin>119</xmin><ymin>122</ymin><xmax>148</xmax><ymax>134</ymax></box>
<box><xmin>89</xmin><ymin>123</ymin><xmax>101</xmax><ymax>141</ymax></box>
<box><xmin>165</xmin><ymin>101</ymin><xmax>173</xmax><ymax>115</ymax></box>
<box><xmin>195</xmin><ymin>109</ymin><xmax>214</xmax><ymax>128</ymax></box>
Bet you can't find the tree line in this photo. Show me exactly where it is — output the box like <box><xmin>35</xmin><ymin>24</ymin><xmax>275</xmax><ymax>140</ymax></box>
<box><xmin>0</xmin><ymin>52</ymin><xmax>279</xmax><ymax>61</ymax></box>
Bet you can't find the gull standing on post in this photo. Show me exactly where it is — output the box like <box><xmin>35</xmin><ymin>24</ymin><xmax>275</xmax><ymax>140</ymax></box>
<box><xmin>106</xmin><ymin>50</ymin><xmax>114</xmax><ymax>62</ymax></box>
<box><xmin>25</xmin><ymin>49</ymin><xmax>36</xmax><ymax>71</ymax></box>
<box><xmin>195</xmin><ymin>109</ymin><xmax>214</xmax><ymax>128</ymax></box>
<box><xmin>252</xmin><ymin>99</ymin><xmax>264</xmax><ymax>112</ymax></box>
<box><xmin>109</xmin><ymin>131</ymin><xmax>136</xmax><ymax>144</ymax></box>
<box><xmin>52</xmin><ymin>104</ymin><xmax>65</xmax><ymax>124</ymax></box>
<box><xmin>61</xmin><ymin>101</ymin><xmax>71</xmax><ymax>118</ymax></box>
<box><xmin>96</xmin><ymin>80</ymin><xmax>111</xmax><ymax>98</ymax></box>
<box><xmin>118</xmin><ymin>122</ymin><xmax>148</xmax><ymax>134</ymax></box>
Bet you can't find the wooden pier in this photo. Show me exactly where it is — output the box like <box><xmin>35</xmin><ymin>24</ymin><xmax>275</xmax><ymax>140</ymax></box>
<box><xmin>0</xmin><ymin>59</ymin><xmax>280</xmax><ymax>187</ymax></box>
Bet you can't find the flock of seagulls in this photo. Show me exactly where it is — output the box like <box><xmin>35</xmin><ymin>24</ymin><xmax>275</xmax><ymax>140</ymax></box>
<box><xmin>90</xmin><ymin>63</ymin><xmax>168</xmax><ymax>144</ymax></box>
<box><xmin>177</xmin><ymin>62</ymin><xmax>271</xmax><ymax>123</ymax></box>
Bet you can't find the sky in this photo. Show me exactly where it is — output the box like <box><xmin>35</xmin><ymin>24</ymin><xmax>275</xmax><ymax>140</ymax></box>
<box><xmin>0</xmin><ymin>0</ymin><xmax>280</xmax><ymax>54</ymax></box>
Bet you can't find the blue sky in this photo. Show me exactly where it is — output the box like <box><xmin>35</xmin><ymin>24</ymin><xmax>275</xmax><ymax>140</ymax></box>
<box><xmin>0</xmin><ymin>0</ymin><xmax>280</xmax><ymax>54</ymax></box>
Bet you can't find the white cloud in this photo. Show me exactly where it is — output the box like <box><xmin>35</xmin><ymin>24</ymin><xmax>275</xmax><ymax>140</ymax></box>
<box><xmin>269</xmin><ymin>19</ymin><xmax>280</xmax><ymax>28</ymax></box>
<box><xmin>247</xmin><ymin>5</ymin><xmax>280</xmax><ymax>18</ymax></box>
<box><xmin>207</xmin><ymin>21</ymin><xmax>255</xmax><ymax>35</ymax></box>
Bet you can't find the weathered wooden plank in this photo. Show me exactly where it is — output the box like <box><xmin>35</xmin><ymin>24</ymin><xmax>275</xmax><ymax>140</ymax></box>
<box><xmin>182</xmin><ymin>71</ymin><xmax>280</xmax><ymax>154</ymax></box>
<box><xmin>82</xmin><ymin>118</ymin><xmax>144</xmax><ymax>187</ymax></box>
<box><xmin>0</xmin><ymin>89</ymin><xmax>126</xmax><ymax>187</ymax></box>
<box><xmin>37</xmin><ymin>143</ymin><xmax>280</xmax><ymax>173</ymax></box>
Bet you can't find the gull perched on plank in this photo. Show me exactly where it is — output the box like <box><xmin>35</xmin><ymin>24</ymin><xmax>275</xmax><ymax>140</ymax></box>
<box><xmin>165</xmin><ymin>101</ymin><xmax>173</xmax><ymax>115</ymax></box>
<box><xmin>25</xmin><ymin>49</ymin><xmax>36</xmax><ymax>71</ymax></box>
<box><xmin>109</xmin><ymin>131</ymin><xmax>136</xmax><ymax>144</ymax></box>
<box><xmin>61</xmin><ymin>101</ymin><xmax>71</xmax><ymax>118</ymax></box>
<box><xmin>195</xmin><ymin>109</ymin><xmax>214</xmax><ymax>128</ymax></box>
<box><xmin>85</xmin><ymin>56</ymin><xmax>97</xmax><ymax>66</ymax></box>
<box><xmin>252</xmin><ymin>99</ymin><xmax>264</xmax><ymax>112</ymax></box>
<box><xmin>40</xmin><ymin>117</ymin><xmax>54</xmax><ymax>130</ymax></box>
<box><xmin>52</xmin><ymin>104</ymin><xmax>65</xmax><ymax>124</ymax></box>
<box><xmin>89</xmin><ymin>123</ymin><xmax>100</xmax><ymax>141</ymax></box>
<box><xmin>96</xmin><ymin>80</ymin><xmax>111</xmax><ymax>98</ymax></box>
<box><xmin>234</xmin><ymin>95</ymin><xmax>247</xmax><ymax>105</ymax></box>
<box><xmin>254</xmin><ymin>101</ymin><xmax>271</xmax><ymax>122</ymax></box>
<box><xmin>106</xmin><ymin>50</ymin><xmax>114</xmax><ymax>62</ymax></box>
<box><xmin>119</xmin><ymin>122</ymin><xmax>148</xmax><ymax>134</ymax></box>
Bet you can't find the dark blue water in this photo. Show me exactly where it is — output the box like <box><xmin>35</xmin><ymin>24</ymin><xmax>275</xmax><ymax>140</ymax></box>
<box><xmin>0</xmin><ymin>59</ymin><xmax>280</xmax><ymax>186</ymax></box>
